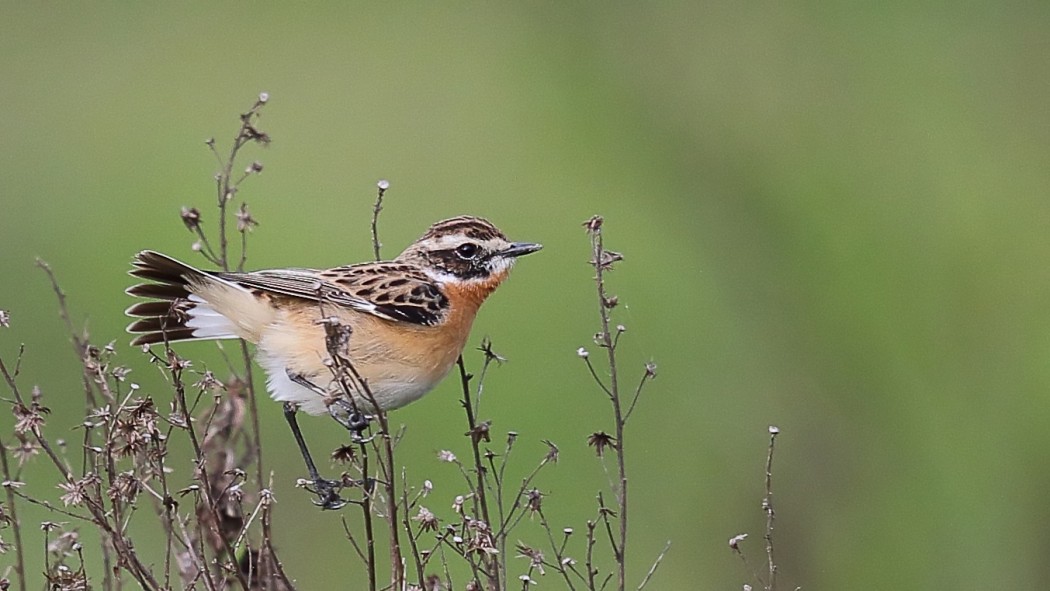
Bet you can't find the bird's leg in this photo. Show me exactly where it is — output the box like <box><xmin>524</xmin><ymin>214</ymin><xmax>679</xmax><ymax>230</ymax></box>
<box><xmin>282</xmin><ymin>371</ymin><xmax>347</xmax><ymax>510</ymax></box>
<box><xmin>328</xmin><ymin>398</ymin><xmax>374</xmax><ymax>444</ymax></box>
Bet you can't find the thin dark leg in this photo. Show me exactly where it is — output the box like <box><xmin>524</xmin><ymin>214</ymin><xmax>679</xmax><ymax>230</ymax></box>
<box><xmin>282</xmin><ymin>402</ymin><xmax>345</xmax><ymax>510</ymax></box>
<box><xmin>284</xmin><ymin>369</ymin><xmax>373</xmax><ymax>442</ymax></box>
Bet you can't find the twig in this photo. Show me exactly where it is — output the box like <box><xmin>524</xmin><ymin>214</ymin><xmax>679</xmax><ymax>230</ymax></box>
<box><xmin>0</xmin><ymin>432</ymin><xmax>28</xmax><ymax>591</ymax></box>
<box><xmin>239</xmin><ymin>342</ymin><xmax>264</xmax><ymax>492</ymax></box>
<box><xmin>456</xmin><ymin>355</ymin><xmax>500</xmax><ymax>591</ymax></box>
<box><xmin>763</xmin><ymin>426</ymin><xmax>780</xmax><ymax>591</ymax></box>
<box><xmin>34</xmin><ymin>259</ymin><xmax>86</xmax><ymax>356</ymax></box>
<box><xmin>371</xmin><ymin>180</ymin><xmax>389</xmax><ymax>261</ymax></box>
<box><xmin>400</xmin><ymin>468</ymin><xmax>426</xmax><ymax>585</ymax></box>
<box><xmin>636</xmin><ymin>541</ymin><xmax>670</xmax><ymax>590</ymax></box>
<box><xmin>585</xmin><ymin>216</ymin><xmax>629</xmax><ymax>591</ymax></box>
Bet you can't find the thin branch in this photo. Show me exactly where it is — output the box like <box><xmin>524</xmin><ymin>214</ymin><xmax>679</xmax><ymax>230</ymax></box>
<box><xmin>371</xmin><ymin>180</ymin><xmax>389</xmax><ymax>261</ymax></box>
<box><xmin>763</xmin><ymin>426</ymin><xmax>780</xmax><ymax>591</ymax></box>
<box><xmin>636</xmin><ymin>541</ymin><xmax>670</xmax><ymax>590</ymax></box>
<box><xmin>0</xmin><ymin>433</ymin><xmax>28</xmax><ymax>591</ymax></box>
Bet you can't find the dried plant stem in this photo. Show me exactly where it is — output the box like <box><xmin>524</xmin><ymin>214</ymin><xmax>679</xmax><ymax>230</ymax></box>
<box><xmin>0</xmin><ymin>432</ymin><xmax>28</xmax><ymax>591</ymax></box>
<box><xmin>371</xmin><ymin>181</ymin><xmax>388</xmax><ymax>261</ymax></box>
<box><xmin>763</xmin><ymin>427</ymin><xmax>780</xmax><ymax>591</ymax></box>
<box><xmin>400</xmin><ymin>469</ymin><xmax>427</xmax><ymax>584</ymax></box>
<box><xmin>636</xmin><ymin>541</ymin><xmax>670</xmax><ymax>590</ymax></box>
<box><xmin>167</xmin><ymin>353</ymin><xmax>252</xmax><ymax>591</ymax></box>
<box><xmin>370</xmin><ymin>409</ymin><xmax>405</xmax><ymax>587</ymax></box>
<box><xmin>589</xmin><ymin>222</ymin><xmax>628</xmax><ymax>591</ymax></box>
<box><xmin>359</xmin><ymin>447</ymin><xmax>378</xmax><ymax>591</ymax></box>
<box><xmin>456</xmin><ymin>355</ymin><xmax>500</xmax><ymax>591</ymax></box>
<box><xmin>240</xmin><ymin>341</ymin><xmax>265</xmax><ymax>489</ymax></box>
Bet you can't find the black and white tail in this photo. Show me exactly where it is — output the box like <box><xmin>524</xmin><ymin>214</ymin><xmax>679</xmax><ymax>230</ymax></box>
<box><xmin>125</xmin><ymin>251</ymin><xmax>241</xmax><ymax>346</ymax></box>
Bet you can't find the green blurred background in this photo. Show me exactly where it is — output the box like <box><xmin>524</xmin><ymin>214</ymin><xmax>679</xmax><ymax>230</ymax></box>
<box><xmin>2</xmin><ymin>3</ymin><xmax>1049</xmax><ymax>589</ymax></box>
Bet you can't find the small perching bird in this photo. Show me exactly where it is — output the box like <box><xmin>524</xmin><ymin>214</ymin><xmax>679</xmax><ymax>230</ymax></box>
<box><xmin>125</xmin><ymin>215</ymin><xmax>541</xmax><ymax>507</ymax></box>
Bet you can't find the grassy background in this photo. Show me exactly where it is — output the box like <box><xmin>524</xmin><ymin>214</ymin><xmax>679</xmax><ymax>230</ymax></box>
<box><xmin>3</xmin><ymin>3</ymin><xmax>1050</xmax><ymax>589</ymax></box>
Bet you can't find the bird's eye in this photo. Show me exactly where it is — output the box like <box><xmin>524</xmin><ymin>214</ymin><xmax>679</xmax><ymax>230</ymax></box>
<box><xmin>455</xmin><ymin>242</ymin><xmax>480</xmax><ymax>260</ymax></box>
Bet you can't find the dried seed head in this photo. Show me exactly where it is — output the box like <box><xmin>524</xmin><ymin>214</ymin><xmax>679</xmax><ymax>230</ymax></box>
<box><xmin>377</xmin><ymin>179</ymin><xmax>390</xmax><ymax>191</ymax></box>
<box><xmin>0</xmin><ymin>309</ymin><xmax>10</xmax><ymax>328</ymax></box>
<box><xmin>728</xmin><ymin>533</ymin><xmax>748</xmax><ymax>551</ymax></box>
<box><xmin>413</xmin><ymin>506</ymin><xmax>439</xmax><ymax>532</ymax></box>
<box><xmin>525</xmin><ymin>488</ymin><xmax>543</xmax><ymax>513</ymax></box>
<box><xmin>466</xmin><ymin>420</ymin><xmax>491</xmax><ymax>445</ymax></box>
<box><xmin>582</xmin><ymin>215</ymin><xmax>603</xmax><ymax>233</ymax></box>
<box><xmin>180</xmin><ymin>206</ymin><xmax>202</xmax><ymax>231</ymax></box>
<box><xmin>331</xmin><ymin>444</ymin><xmax>356</xmax><ymax>464</ymax></box>
<box><xmin>542</xmin><ymin>439</ymin><xmax>560</xmax><ymax>463</ymax></box>
<box><xmin>645</xmin><ymin>361</ymin><xmax>658</xmax><ymax>378</ymax></box>
<box><xmin>587</xmin><ymin>431</ymin><xmax>617</xmax><ymax>457</ymax></box>
<box><xmin>236</xmin><ymin>202</ymin><xmax>258</xmax><ymax>233</ymax></box>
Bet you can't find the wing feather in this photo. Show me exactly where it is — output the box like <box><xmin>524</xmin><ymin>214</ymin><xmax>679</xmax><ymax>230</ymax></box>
<box><xmin>218</xmin><ymin>263</ymin><xmax>449</xmax><ymax>326</ymax></box>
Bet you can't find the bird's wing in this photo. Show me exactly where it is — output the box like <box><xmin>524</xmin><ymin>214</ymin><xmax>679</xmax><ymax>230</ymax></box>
<box><xmin>219</xmin><ymin>262</ymin><xmax>449</xmax><ymax>326</ymax></box>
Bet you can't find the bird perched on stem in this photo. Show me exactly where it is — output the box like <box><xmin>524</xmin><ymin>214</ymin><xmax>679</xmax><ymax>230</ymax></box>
<box><xmin>125</xmin><ymin>215</ymin><xmax>541</xmax><ymax>507</ymax></box>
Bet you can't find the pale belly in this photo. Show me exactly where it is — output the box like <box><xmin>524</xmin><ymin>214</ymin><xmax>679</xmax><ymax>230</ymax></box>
<box><xmin>254</xmin><ymin>306</ymin><xmax>471</xmax><ymax>416</ymax></box>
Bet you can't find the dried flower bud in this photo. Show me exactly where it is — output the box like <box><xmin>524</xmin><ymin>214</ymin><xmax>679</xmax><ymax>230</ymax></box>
<box><xmin>576</xmin><ymin>347</ymin><xmax>589</xmax><ymax>359</ymax></box>
<box><xmin>236</xmin><ymin>202</ymin><xmax>258</xmax><ymax>233</ymax></box>
<box><xmin>466</xmin><ymin>420</ymin><xmax>491</xmax><ymax>445</ymax></box>
<box><xmin>542</xmin><ymin>439</ymin><xmax>560</xmax><ymax>463</ymax></box>
<box><xmin>728</xmin><ymin>533</ymin><xmax>748</xmax><ymax>551</ymax></box>
<box><xmin>180</xmin><ymin>206</ymin><xmax>201</xmax><ymax>231</ymax></box>
<box><xmin>0</xmin><ymin>309</ymin><xmax>9</xmax><ymax>328</ymax></box>
<box><xmin>377</xmin><ymin>179</ymin><xmax>390</xmax><ymax>191</ymax></box>
<box><xmin>525</xmin><ymin>488</ymin><xmax>543</xmax><ymax>513</ymax></box>
<box><xmin>769</xmin><ymin>425</ymin><xmax>780</xmax><ymax>435</ymax></box>
<box><xmin>258</xmin><ymin>92</ymin><xmax>269</xmax><ymax>103</ymax></box>
<box><xmin>437</xmin><ymin>450</ymin><xmax>457</xmax><ymax>463</ymax></box>
<box><xmin>595</xmin><ymin>249</ymin><xmax>624</xmax><ymax>270</ymax></box>
<box><xmin>246</xmin><ymin>161</ymin><xmax>264</xmax><ymax>174</ymax></box>
<box><xmin>645</xmin><ymin>361</ymin><xmax>658</xmax><ymax>378</ymax></box>
<box><xmin>587</xmin><ymin>431</ymin><xmax>616</xmax><ymax>457</ymax></box>
<box><xmin>413</xmin><ymin>506</ymin><xmax>439</xmax><ymax>532</ymax></box>
<box><xmin>582</xmin><ymin>215</ymin><xmax>604</xmax><ymax>232</ymax></box>
<box><xmin>331</xmin><ymin>444</ymin><xmax>356</xmax><ymax>463</ymax></box>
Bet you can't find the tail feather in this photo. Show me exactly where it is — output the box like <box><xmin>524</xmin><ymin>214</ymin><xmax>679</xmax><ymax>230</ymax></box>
<box><xmin>125</xmin><ymin>251</ymin><xmax>239</xmax><ymax>346</ymax></box>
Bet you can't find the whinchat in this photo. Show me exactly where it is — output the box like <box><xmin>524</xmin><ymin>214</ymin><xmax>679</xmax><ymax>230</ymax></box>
<box><xmin>125</xmin><ymin>216</ymin><xmax>541</xmax><ymax>417</ymax></box>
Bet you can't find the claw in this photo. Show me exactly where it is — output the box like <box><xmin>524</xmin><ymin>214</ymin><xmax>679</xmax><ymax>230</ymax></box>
<box><xmin>306</xmin><ymin>478</ymin><xmax>349</xmax><ymax>510</ymax></box>
<box><xmin>327</xmin><ymin>398</ymin><xmax>374</xmax><ymax>442</ymax></box>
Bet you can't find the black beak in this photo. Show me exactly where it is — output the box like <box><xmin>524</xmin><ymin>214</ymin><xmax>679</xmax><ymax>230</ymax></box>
<box><xmin>501</xmin><ymin>242</ymin><xmax>543</xmax><ymax>258</ymax></box>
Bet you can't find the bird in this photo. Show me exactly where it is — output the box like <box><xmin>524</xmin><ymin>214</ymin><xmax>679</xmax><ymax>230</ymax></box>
<box><xmin>125</xmin><ymin>215</ymin><xmax>541</xmax><ymax>507</ymax></box>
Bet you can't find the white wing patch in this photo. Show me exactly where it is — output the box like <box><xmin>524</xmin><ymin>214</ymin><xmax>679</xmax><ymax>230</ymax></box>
<box><xmin>184</xmin><ymin>295</ymin><xmax>239</xmax><ymax>340</ymax></box>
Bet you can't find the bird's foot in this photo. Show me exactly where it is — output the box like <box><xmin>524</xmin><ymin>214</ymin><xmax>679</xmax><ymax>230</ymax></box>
<box><xmin>300</xmin><ymin>476</ymin><xmax>349</xmax><ymax>510</ymax></box>
<box><xmin>328</xmin><ymin>399</ymin><xmax>374</xmax><ymax>443</ymax></box>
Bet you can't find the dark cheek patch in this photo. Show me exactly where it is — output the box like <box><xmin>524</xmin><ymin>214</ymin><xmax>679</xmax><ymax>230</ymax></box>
<box><xmin>428</xmin><ymin>251</ymin><xmax>489</xmax><ymax>280</ymax></box>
